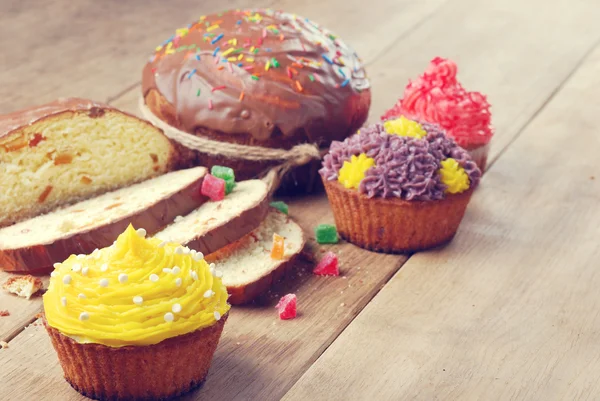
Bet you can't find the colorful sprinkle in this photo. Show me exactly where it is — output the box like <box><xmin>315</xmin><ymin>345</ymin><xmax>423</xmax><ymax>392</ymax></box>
<box><xmin>208</xmin><ymin>99</ymin><xmax>213</xmax><ymax>110</ymax></box>
<box><xmin>212</xmin><ymin>85</ymin><xmax>226</xmax><ymax>92</ymax></box>
<box><xmin>197</xmin><ymin>89</ymin><xmax>201</xmax><ymax>96</ymax></box>
<box><xmin>322</xmin><ymin>54</ymin><xmax>333</xmax><ymax>64</ymax></box>
<box><xmin>213</xmin><ymin>46</ymin><xmax>220</xmax><ymax>56</ymax></box>
<box><xmin>187</xmin><ymin>69</ymin><xmax>197</xmax><ymax>79</ymax></box>
<box><xmin>295</xmin><ymin>81</ymin><xmax>303</xmax><ymax>92</ymax></box>
<box><xmin>207</xmin><ymin>24</ymin><xmax>219</xmax><ymax>32</ymax></box>
<box><xmin>341</xmin><ymin>78</ymin><xmax>350</xmax><ymax>87</ymax></box>
<box><xmin>239</xmin><ymin>91</ymin><xmax>245</xmax><ymax>101</ymax></box>
<box><xmin>211</xmin><ymin>33</ymin><xmax>224</xmax><ymax>44</ymax></box>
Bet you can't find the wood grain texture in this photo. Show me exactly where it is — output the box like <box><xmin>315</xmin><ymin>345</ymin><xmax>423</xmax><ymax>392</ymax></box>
<box><xmin>368</xmin><ymin>0</ymin><xmax>600</xmax><ymax>163</ymax></box>
<box><xmin>0</xmin><ymin>272</ymin><xmax>46</xmax><ymax>342</ymax></box>
<box><xmin>0</xmin><ymin>0</ymin><xmax>279</xmax><ymax>113</ymax></box>
<box><xmin>283</xmin><ymin>44</ymin><xmax>600</xmax><ymax>401</ymax></box>
<box><xmin>0</xmin><ymin>195</ymin><xmax>406</xmax><ymax>400</ymax></box>
<box><xmin>109</xmin><ymin>0</ymin><xmax>447</xmax><ymax>114</ymax></box>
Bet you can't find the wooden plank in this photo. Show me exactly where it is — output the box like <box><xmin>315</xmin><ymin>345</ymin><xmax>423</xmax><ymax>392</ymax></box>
<box><xmin>0</xmin><ymin>0</ymin><xmax>447</xmax><ymax>342</ymax></box>
<box><xmin>0</xmin><ymin>194</ymin><xmax>406</xmax><ymax>400</ymax></box>
<box><xmin>0</xmin><ymin>0</ymin><xmax>280</xmax><ymax>114</ymax></box>
<box><xmin>0</xmin><ymin>0</ymin><xmax>444</xmax><ymax>114</ymax></box>
<box><xmin>282</xmin><ymin>44</ymin><xmax>600</xmax><ymax>401</ymax></box>
<box><xmin>109</xmin><ymin>0</ymin><xmax>447</xmax><ymax>114</ymax></box>
<box><xmin>367</xmin><ymin>0</ymin><xmax>600</xmax><ymax>162</ymax></box>
<box><xmin>0</xmin><ymin>272</ymin><xmax>47</xmax><ymax>342</ymax></box>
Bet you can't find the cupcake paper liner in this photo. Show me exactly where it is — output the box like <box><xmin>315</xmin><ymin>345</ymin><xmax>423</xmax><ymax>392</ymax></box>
<box><xmin>323</xmin><ymin>179</ymin><xmax>474</xmax><ymax>253</ymax></box>
<box><xmin>465</xmin><ymin>142</ymin><xmax>490</xmax><ymax>173</ymax></box>
<box><xmin>44</xmin><ymin>315</ymin><xmax>227</xmax><ymax>401</ymax></box>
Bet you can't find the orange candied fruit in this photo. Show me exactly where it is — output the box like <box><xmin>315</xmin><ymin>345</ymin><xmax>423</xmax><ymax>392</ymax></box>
<box><xmin>271</xmin><ymin>234</ymin><xmax>285</xmax><ymax>260</ymax></box>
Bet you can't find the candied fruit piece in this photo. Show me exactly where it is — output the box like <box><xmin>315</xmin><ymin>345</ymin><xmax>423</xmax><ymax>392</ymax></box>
<box><xmin>270</xmin><ymin>201</ymin><xmax>289</xmax><ymax>215</ymax></box>
<box><xmin>271</xmin><ymin>233</ymin><xmax>285</xmax><ymax>260</ymax></box>
<box><xmin>276</xmin><ymin>293</ymin><xmax>297</xmax><ymax>320</ymax></box>
<box><xmin>315</xmin><ymin>224</ymin><xmax>338</xmax><ymax>244</ymax></box>
<box><xmin>211</xmin><ymin>165</ymin><xmax>236</xmax><ymax>194</ymax></box>
<box><xmin>313</xmin><ymin>251</ymin><xmax>339</xmax><ymax>276</ymax></box>
<box><xmin>201</xmin><ymin>174</ymin><xmax>225</xmax><ymax>201</ymax></box>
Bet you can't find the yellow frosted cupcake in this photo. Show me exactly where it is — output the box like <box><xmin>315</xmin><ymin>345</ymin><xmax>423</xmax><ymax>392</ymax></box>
<box><xmin>43</xmin><ymin>225</ymin><xmax>230</xmax><ymax>401</ymax></box>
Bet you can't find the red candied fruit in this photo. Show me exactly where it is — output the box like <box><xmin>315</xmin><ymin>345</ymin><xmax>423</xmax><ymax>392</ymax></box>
<box><xmin>313</xmin><ymin>251</ymin><xmax>339</xmax><ymax>276</ymax></box>
<box><xmin>201</xmin><ymin>174</ymin><xmax>225</xmax><ymax>201</ymax></box>
<box><xmin>276</xmin><ymin>294</ymin><xmax>297</xmax><ymax>320</ymax></box>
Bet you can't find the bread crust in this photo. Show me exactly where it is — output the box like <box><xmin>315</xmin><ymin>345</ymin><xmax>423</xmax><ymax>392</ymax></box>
<box><xmin>182</xmin><ymin>193</ymin><xmax>270</xmax><ymax>256</ymax></box>
<box><xmin>0</xmin><ymin>98</ymin><xmax>185</xmax><ymax>227</ymax></box>
<box><xmin>0</xmin><ymin>170</ymin><xmax>207</xmax><ymax>273</ymax></box>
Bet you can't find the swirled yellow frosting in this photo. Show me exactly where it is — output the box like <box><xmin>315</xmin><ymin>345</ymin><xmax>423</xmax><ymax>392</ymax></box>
<box><xmin>43</xmin><ymin>225</ymin><xmax>230</xmax><ymax>347</ymax></box>
<box><xmin>383</xmin><ymin>116</ymin><xmax>427</xmax><ymax>139</ymax></box>
<box><xmin>439</xmin><ymin>158</ymin><xmax>470</xmax><ymax>194</ymax></box>
<box><xmin>338</xmin><ymin>153</ymin><xmax>375</xmax><ymax>189</ymax></box>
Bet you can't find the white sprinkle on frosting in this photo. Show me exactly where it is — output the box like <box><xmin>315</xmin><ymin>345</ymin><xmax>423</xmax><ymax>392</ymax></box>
<box><xmin>100</xmin><ymin>263</ymin><xmax>108</xmax><ymax>272</ymax></box>
<box><xmin>172</xmin><ymin>266</ymin><xmax>181</xmax><ymax>275</ymax></box>
<box><xmin>76</xmin><ymin>254</ymin><xmax>85</xmax><ymax>260</ymax></box>
<box><xmin>182</xmin><ymin>247</ymin><xmax>191</xmax><ymax>255</ymax></box>
<box><xmin>214</xmin><ymin>311</ymin><xmax>221</xmax><ymax>321</ymax></box>
<box><xmin>164</xmin><ymin>312</ymin><xmax>174</xmax><ymax>322</ymax></box>
<box><xmin>133</xmin><ymin>296</ymin><xmax>143</xmax><ymax>305</ymax></box>
<box><xmin>53</xmin><ymin>263</ymin><xmax>61</xmax><ymax>268</ymax></box>
<box><xmin>61</xmin><ymin>296</ymin><xmax>67</xmax><ymax>306</ymax></box>
<box><xmin>78</xmin><ymin>293</ymin><xmax>86</xmax><ymax>299</ymax></box>
<box><xmin>72</xmin><ymin>263</ymin><xmax>81</xmax><ymax>272</ymax></box>
<box><xmin>79</xmin><ymin>312</ymin><xmax>90</xmax><ymax>321</ymax></box>
<box><xmin>99</xmin><ymin>278</ymin><xmax>109</xmax><ymax>288</ymax></box>
<box><xmin>204</xmin><ymin>290</ymin><xmax>214</xmax><ymax>298</ymax></box>
<box><xmin>158</xmin><ymin>241</ymin><xmax>167</xmax><ymax>248</ymax></box>
<box><xmin>63</xmin><ymin>275</ymin><xmax>72</xmax><ymax>285</ymax></box>
<box><xmin>191</xmin><ymin>271</ymin><xmax>199</xmax><ymax>281</ymax></box>
<box><xmin>215</xmin><ymin>270</ymin><xmax>223</xmax><ymax>278</ymax></box>
<box><xmin>209</xmin><ymin>263</ymin><xmax>216</xmax><ymax>270</ymax></box>
<box><xmin>193</xmin><ymin>252</ymin><xmax>204</xmax><ymax>261</ymax></box>
<box><xmin>50</xmin><ymin>271</ymin><xmax>57</xmax><ymax>278</ymax></box>
<box><xmin>174</xmin><ymin>247</ymin><xmax>184</xmax><ymax>255</ymax></box>
<box><xmin>136</xmin><ymin>228</ymin><xmax>147</xmax><ymax>237</ymax></box>
<box><xmin>81</xmin><ymin>266</ymin><xmax>89</xmax><ymax>276</ymax></box>
<box><xmin>150</xmin><ymin>274</ymin><xmax>159</xmax><ymax>282</ymax></box>
<box><xmin>162</xmin><ymin>268</ymin><xmax>172</xmax><ymax>273</ymax></box>
<box><xmin>172</xmin><ymin>303</ymin><xmax>182</xmax><ymax>313</ymax></box>
<box><xmin>118</xmin><ymin>273</ymin><xmax>128</xmax><ymax>283</ymax></box>
<box><xmin>175</xmin><ymin>278</ymin><xmax>182</xmax><ymax>287</ymax></box>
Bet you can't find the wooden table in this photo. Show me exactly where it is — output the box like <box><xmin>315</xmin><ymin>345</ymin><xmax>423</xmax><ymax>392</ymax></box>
<box><xmin>2</xmin><ymin>0</ymin><xmax>600</xmax><ymax>400</ymax></box>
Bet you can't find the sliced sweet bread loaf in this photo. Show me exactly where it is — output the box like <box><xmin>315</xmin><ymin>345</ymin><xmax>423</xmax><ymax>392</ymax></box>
<box><xmin>0</xmin><ymin>167</ymin><xmax>207</xmax><ymax>273</ymax></box>
<box><xmin>205</xmin><ymin>210</ymin><xmax>305</xmax><ymax>304</ymax></box>
<box><xmin>0</xmin><ymin>98</ymin><xmax>177</xmax><ymax>228</ymax></box>
<box><xmin>155</xmin><ymin>179</ymin><xmax>269</xmax><ymax>255</ymax></box>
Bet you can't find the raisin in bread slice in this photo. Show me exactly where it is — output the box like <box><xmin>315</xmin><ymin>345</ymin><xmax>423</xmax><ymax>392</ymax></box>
<box><xmin>0</xmin><ymin>167</ymin><xmax>207</xmax><ymax>273</ymax></box>
<box><xmin>155</xmin><ymin>180</ymin><xmax>269</xmax><ymax>255</ymax></box>
<box><xmin>205</xmin><ymin>210</ymin><xmax>305</xmax><ymax>304</ymax></box>
<box><xmin>0</xmin><ymin>98</ymin><xmax>178</xmax><ymax>228</ymax></box>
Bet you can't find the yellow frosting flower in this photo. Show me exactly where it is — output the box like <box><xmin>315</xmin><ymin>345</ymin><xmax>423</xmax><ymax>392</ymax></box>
<box><xmin>439</xmin><ymin>158</ymin><xmax>470</xmax><ymax>194</ymax></box>
<box><xmin>43</xmin><ymin>225</ymin><xmax>230</xmax><ymax>347</ymax></box>
<box><xmin>338</xmin><ymin>153</ymin><xmax>375</xmax><ymax>189</ymax></box>
<box><xmin>383</xmin><ymin>116</ymin><xmax>427</xmax><ymax>139</ymax></box>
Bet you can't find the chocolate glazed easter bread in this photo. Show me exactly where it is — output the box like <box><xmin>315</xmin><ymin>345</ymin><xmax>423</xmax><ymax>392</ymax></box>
<box><xmin>0</xmin><ymin>98</ymin><xmax>179</xmax><ymax>228</ymax></box>
<box><xmin>142</xmin><ymin>8</ymin><xmax>371</xmax><ymax>193</ymax></box>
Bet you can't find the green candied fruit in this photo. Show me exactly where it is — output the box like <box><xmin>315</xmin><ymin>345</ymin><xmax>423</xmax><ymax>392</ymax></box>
<box><xmin>211</xmin><ymin>165</ymin><xmax>236</xmax><ymax>194</ymax></box>
<box><xmin>224</xmin><ymin>179</ymin><xmax>236</xmax><ymax>195</ymax></box>
<box><xmin>270</xmin><ymin>201</ymin><xmax>289</xmax><ymax>215</ymax></box>
<box><xmin>315</xmin><ymin>224</ymin><xmax>338</xmax><ymax>244</ymax></box>
<box><xmin>211</xmin><ymin>165</ymin><xmax>235</xmax><ymax>181</ymax></box>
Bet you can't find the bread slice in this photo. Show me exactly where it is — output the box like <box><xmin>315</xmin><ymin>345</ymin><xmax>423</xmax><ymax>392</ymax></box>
<box><xmin>3</xmin><ymin>275</ymin><xmax>44</xmax><ymax>299</ymax></box>
<box><xmin>0</xmin><ymin>167</ymin><xmax>207</xmax><ymax>273</ymax></box>
<box><xmin>0</xmin><ymin>98</ymin><xmax>178</xmax><ymax>228</ymax></box>
<box><xmin>155</xmin><ymin>180</ymin><xmax>269</xmax><ymax>255</ymax></box>
<box><xmin>205</xmin><ymin>210</ymin><xmax>305</xmax><ymax>304</ymax></box>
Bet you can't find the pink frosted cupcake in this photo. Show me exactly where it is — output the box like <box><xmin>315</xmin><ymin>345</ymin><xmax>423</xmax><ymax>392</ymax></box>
<box><xmin>382</xmin><ymin>57</ymin><xmax>493</xmax><ymax>172</ymax></box>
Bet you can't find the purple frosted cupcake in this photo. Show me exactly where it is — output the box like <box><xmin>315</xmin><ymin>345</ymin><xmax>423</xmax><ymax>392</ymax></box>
<box><xmin>319</xmin><ymin>116</ymin><xmax>481</xmax><ymax>253</ymax></box>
